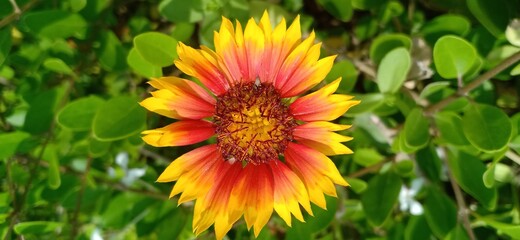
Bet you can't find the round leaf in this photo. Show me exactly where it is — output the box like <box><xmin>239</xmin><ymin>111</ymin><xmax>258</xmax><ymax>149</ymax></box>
<box><xmin>158</xmin><ymin>0</ymin><xmax>204</xmax><ymax>23</ymax></box>
<box><xmin>134</xmin><ymin>32</ymin><xmax>178</xmax><ymax>67</ymax></box>
<box><xmin>23</xmin><ymin>10</ymin><xmax>87</xmax><ymax>39</ymax></box>
<box><xmin>421</xmin><ymin>14</ymin><xmax>471</xmax><ymax>43</ymax></box>
<box><xmin>404</xmin><ymin>108</ymin><xmax>430</xmax><ymax>149</ymax></box>
<box><xmin>57</xmin><ymin>96</ymin><xmax>104</xmax><ymax>131</ymax></box>
<box><xmin>127</xmin><ymin>48</ymin><xmax>162</xmax><ymax>78</ymax></box>
<box><xmin>423</xmin><ymin>189</ymin><xmax>457</xmax><ymax>238</ymax></box>
<box><xmin>92</xmin><ymin>96</ymin><xmax>146</xmax><ymax>141</ymax></box>
<box><xmin>317</xmin><ymin>0</ymin><xmax>353</xmax><ymax>22</ymax></box>
<box><xmin>506</xmin><ymin>19</ymin><xmax>520</xmax><ymax>47</ymax></box>
<box><xmin>14</xmin><ymin>221</ymin><xmax>63</xmax><ymax>235</ymax></box>
<box><xmin>433</xmin><ymin>35</ymin><xmax>478</xmax><ymax>79</ymax></box>
<box><xmin>43</xmin><ymin>58</ymin><xmax>74</xmax><ymax>75</ymax></box>
<box><xmin>370</xmin><ymin>33</ymin><xmax>412</xmax><ymax>65</ymax></box>
<box><xmin>376</xmin><ymin>47</ymin><xmax>411</xmax><ymax>94</ymax></box>
<box><xmin>434</xmin><ymin>111</ymin><xmax>469</xmax><ymax>146</ymax></box>
<box><xmin>0</xmin><ymin>27</ymin><xmax>12</xmax><ymax>66</ymax></box>
<box><xmin>462</xmin><ymin>104</ymin><xmax>512</xmax><ymax>152</ymax></box>
<box><xmin>361</xmin><ymin>171</ymin><xmax>402</xmax><ymax>226</ymax></box>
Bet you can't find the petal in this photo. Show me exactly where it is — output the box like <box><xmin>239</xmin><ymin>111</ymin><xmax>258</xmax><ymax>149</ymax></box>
<box><xmin>193</xmin><ymin>160</ymin><xmax>243</xmax><ymax>239</ymax></box>
<box><xmin>274</xmin><ymin>31</ymin><xmax>316</xmax><ymax>91</ymax></box>
<box><xmin>294</xmin><ymin>121</ymin><xmax>353</xmax><ymax>155</ymax></box>
<box><xmin>290</xmin><ymin>78</ymin><xmax>360</xmax><ymax>122</ymax></box>
<box><xmin>156</xmin><ymin>144</ymin><xmax>219</xmax><ymax>183</ymax></box>
<box><xmin>284</xmin><ymin>143</ymin><xmax>348</xmax><ymax>209</ymax></box>
<box><xmin>244</xmin><ymin>18</ymin><xmax>265</xmax><ymax>82</ymax></box>
<box><xmin>229</xmin><ymin>163</ymin><xmax>274</xmax><ymax>237</ymax></box>
<box><xmin>269</xmin><ymin>160</ymin><xmax>313</xmax><ymax>227</ymax></box>
<box><xmin>141</xmin><ymin>120</ymin><xmax>215</xmax><ymax>147</ymax></box>
<box><xmin>175</xmin><ymin>42</ymin><xmax>230</xmax><ymax>95</ymax></box>
<box><xmin>281</xmin><ymin>55</ymin><xmax>336</xmax><ymax>97</ymax></box>
<box><xmin>140</xmin><ymin>77</ymin><xmax>216</xmax><ymax>119</ymax></box>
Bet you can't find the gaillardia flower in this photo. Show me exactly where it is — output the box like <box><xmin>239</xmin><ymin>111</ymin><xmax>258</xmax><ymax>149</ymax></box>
<box><xmin>140</xmin><ymin>12</ymin><xmax>359</xmax><ymax>239</ymax></box>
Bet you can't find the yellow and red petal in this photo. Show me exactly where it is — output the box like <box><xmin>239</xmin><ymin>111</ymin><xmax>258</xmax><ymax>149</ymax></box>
<box><xmin>228</xmin><ymin>163</ymin><xmax>274</xmax><ymax>237</ymax></box>
<box><xmin>290</xmin><ymin>78</ymin><xmax>360</xmax><ymax>122</ymax></box>
<box><xmin>284</xmin><ymin>143</ymin><xmax>348</xmax><ymax>209</ymax></box>
<box><xmin>140</xmin><ymin>77</ymin><xmax>216</xmax><ymax>119</ymax></box>
<box><xmin>294</xmin><ymin>121</ymin><xmax>353</xmax><ymax>155</ymax></box>
<box><xmin>175</xmin><ymin>43</ymin><xmax>230</xmax><ymax>95</ymax></box>
<box><xmin>269</xmin><ymin>160</ymin><xmax>313</xmax><ymax>227</ymax></box>
<box><xmin>141</xmin><ymin>120</ymin><xmax>214</xmax><ymax>147</ymax></box>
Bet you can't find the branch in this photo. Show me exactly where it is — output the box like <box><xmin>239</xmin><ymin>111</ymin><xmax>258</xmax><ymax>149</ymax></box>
<box><xmin>425</xmin><ymin>51</ymin><xmax>520</xmax><ymax>115</ymax></box>
<box><xmin>0</xmin><ymin>0</ymin><xmax>39</xmax><ymax>28</ymax></box>
<box><xmin>441</xmin><ymin>148</ymin><xmax>476</xmax><ymax>240</ymax></box>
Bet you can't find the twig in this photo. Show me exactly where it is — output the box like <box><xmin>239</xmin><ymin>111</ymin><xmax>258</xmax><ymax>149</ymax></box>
<box><xmin>69</xmin><ymin>156</ymin><xmax>93</xmax><ymax>239</ymax></box>
<box><xmin>8</xmin><ymin>0</ymin><xmax>21</xmax><ymax>14</ymax></box>
<box><xmin>425</xmin><ymin>51</ymin><xmax>520</xmax><ymax>115</ymax></box>
<box><xmin>441</xmin><ymin>148</ymin><xmax>476</xmax><ymax>240</ymax></box>
<box><xmin>505</xmin><ymin>150</ymin><xmax>520</xmax><ymax>166</ymax></box>
<box><xmin>0</xmin><ymin>0</ymin><xmax>39</xmax><ymax>28</ymax></box>
<box><xmin>348</xmin><ymin>158</ymin><xmax>391</xmax><ymax>178</ymax></box>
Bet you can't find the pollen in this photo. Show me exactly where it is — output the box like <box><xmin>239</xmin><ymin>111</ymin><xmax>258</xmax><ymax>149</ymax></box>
<box><xmin>214</xmin><ymin>81</ymin><xmax>296</xmax><ymax>165</ymax></box>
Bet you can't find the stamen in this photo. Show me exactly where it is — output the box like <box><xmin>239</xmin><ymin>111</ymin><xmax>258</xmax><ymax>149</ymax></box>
<box><xmin>214</xmin><ymin>82</ymin><xmax>296</xmax><ymax>165</ymax></box>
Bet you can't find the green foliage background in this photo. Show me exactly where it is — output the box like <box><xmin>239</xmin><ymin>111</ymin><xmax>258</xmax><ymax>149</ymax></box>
<box><xmin>1</xmin><ymin>0</ymin><xmax>520</xmax><ymax>239</ymax></box>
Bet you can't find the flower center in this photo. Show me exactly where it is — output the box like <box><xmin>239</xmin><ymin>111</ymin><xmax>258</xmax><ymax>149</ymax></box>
<box><xmin>214</xmin><ymin>81</ymin><xmax>296</xmax><ymax>165</ymax></box>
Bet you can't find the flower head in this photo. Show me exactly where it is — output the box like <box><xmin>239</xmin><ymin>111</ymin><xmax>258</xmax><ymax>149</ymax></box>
<box><xmin>140</xmin><ymin>11</ymin><xmax>359</xmax><ymax>239</ymax></box>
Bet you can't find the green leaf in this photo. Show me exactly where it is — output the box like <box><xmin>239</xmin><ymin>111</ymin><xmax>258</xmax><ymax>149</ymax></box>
<box><xmin>307</xmin><ymin>196</ymin><xmax>338</xmax><ymax>232</ymax></box>
<box><xmin>483</xmin><ymin>163</ymin><xmax>495</xmax><ymax>188</ymax></box>
<box><xmin>405</xmin><ymin>215</ymin><xmax>433</xmax><ymax>240</ymax></box>
<box><xmin>171</xmin><ymin>22</ymin><xmax>195</xmax><ymax>42</ymax></box>
<box><xmin>317</xmin><ymin>0</ymin><xmax>353</xmax><ymax>22</ymax></box>
<box><xmin>134</xmin><ymin>32</ymin><xmax>178</xmax><ymax>67</ymax></box>
<box><xmin>127</xmin><ymin>48</ymin><xmax>162</xmax><ymax>78</ymax></box>
<box><xmin>57</xmin><ymin>96</ymin><xmax>104</xmax><ymax>131</ymax></box>
<box><xmin>43</xmin><ymin>145</ymin><xmax>60</xmax><ymax>189</ymax></box>
<box><xmin>403</xmin><ymin>108</ymin><xmax>430</xmax><ymax>149</ymax></box>
<box><xmin>345</xmin><ymin>178</ymin><xmax>368</xmax><ymax>194</ymax></box>
<box><xmin>419</xmin><ymin>81</ymin><xmax>451</xmax><ymax>99</ymax></box>
<box><xmin>345</xmin><ymin>93</ymin><xmax>384</xmax><ymax>115</ymax></box>
<box><xmin>89</xmin><ymin>136</ymin><xmax>111</xmax><ymax>157</ymax></box>
<box><xmin>511</xmin><ymin>63</ymin><xmax>520</xmax><ymax>76</ymax></box>
<box><xmin>23</xmin><ymin>10</ymin><xmax>87</xmax><ymax>39</ymax></box>
<box><xmin>69</xmin><ymin>0</ymin><xmax>87</xmax><ymax>12</ymax></box>
<box><xmin>467</xmin><ymin>0</ymin><xmax>515</xmax><ymax>37</ymax></box>
<box><xmin>434</xmin><ymin>111</ymin><xmax>469</xmax><ymax>146</ymax></box>
<box><xmin>14</xmin><ymin>221</ymin><xmax>63</xmax><ymax>234</ymax></box>
<box><xmin>448</xmin><ymin>150</ymin><xmax>497</xmax><ymax>209</ymax></box>
<box><xmin>23</xmin><ymin>88</ymin><xmax>63</xmax><ymax>134</ymax></box>
<box><xmin>326</xmin><ymin>59</ymin><xmax>358</xmax><ymax>93</ymax></box>
<box><xmin>478</xmin><ymin>217</ymin><xmax>520</xmax><ymax>239</ymax></box>
<box><xmin>0</xmin><ymin>27</ymin><xmax>11</xmax><ymax>66</ymax></box>
<box><xmin>92</xmin><ymin>96</ymin><xmax>146</xmax><ymax>141</ymax></box>
<box><xmin>353</xmin><ymin>148</ymin><xmax>384</xmax><ymax>167</ymax></box>
<box><xmin>158</xmin><ymin>0</ymin><xmax>204</xmax><ymax>23</ymax></box>
<box><xmin>361</xmin><ymin>171</ymin><xmax>402</xmax><ymax>226</ymax></box>
<box><xmin>394</xmin><ymin>160</ymin><xmax>414</xmax><ymax>176</ymax></box>
<box><xmin>370</xmin><ymin>34</ymin><xmax>412</xmax><ymax>65</ymax></box>
<box><xmin>433</xmin><ymin>35</ymin><xmax>478</xmax><ymax>79</ymax></box>
<box><xmin>0</xmin><ymin>132</ymin><xmax>30</xmax><ymax>159</ymax></box>
<box><xmin>416</xmin><ymin>145</ymin><xmax>442</xmax><ymax>183</ymax></box>
<box><xmin>462</xmin><ymin>104</ymin><xmax>512</xmax><ymax>152</ymax></box>
<box><xmin>445</xmin><ymin>224</ymin><xmax>470</xmax><ymax>240</ymax></box>
<box><xmin>352</xmin><ymin>0</ymin><xmax>388</xmax><ymax>9</ymax></box>
<box><xmin>97</xmin><ymin>31</ymin><xmax>127</xmax><ymax>71</ymax></box>
<box><xmin>423</xmin><ymin>188</ymin><xmax>457</xmax><ymax>238</ymax></box>
<box><xmin>421</xmin><ymin>14</ymin><xmax>471</xmax><ymax>43</ymax></box>
<box><xmin>376</xmin><ymin>47</ymin><xmax>411</xmax><ymax>94</ymax></box>
<box><xmin>43</xmin><ymin>58</ymin><xmax>74</xmax><ymax>75</ymax></box>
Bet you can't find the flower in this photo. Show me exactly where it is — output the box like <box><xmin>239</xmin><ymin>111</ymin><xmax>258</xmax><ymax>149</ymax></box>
<box><xmin>140</xmin><ymin>11</ymin><xmax>359</xmax><ymax>239</ymax></box>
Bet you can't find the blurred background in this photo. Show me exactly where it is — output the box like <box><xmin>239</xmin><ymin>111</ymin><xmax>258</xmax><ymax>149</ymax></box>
<box><xmin>1</xmin><ymin>0</ymin><xmax>520</xmax><ymax>239</ymax></box>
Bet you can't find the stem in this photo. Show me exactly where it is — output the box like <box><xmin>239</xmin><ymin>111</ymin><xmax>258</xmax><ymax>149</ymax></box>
<box><xmin>0</xmin><ymin>0</ymin><xmax>39</xmax><ymax>28</ymax></box>
<box><xmin>69</xmin><ymin>157</ymin><xmax>93</xmax><ymax>239</ymax></box>
<box><xmin>425</xmin><ymin>51</ymin><xmax>520</xmax><ymax>115</ymax></box>
<box><xmin>505</xmin><ymin>150</ymin><xmax>520</xmax><ymax>166</ymax></box>
<box><xmin>441</xmin><ymin>148</ymin><xmax>476</xmax><ymax>240</ymax></box>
